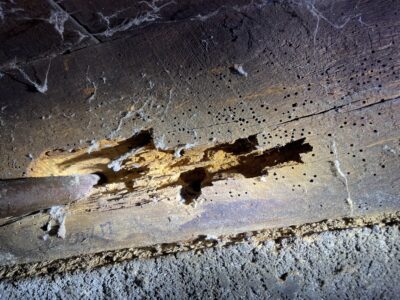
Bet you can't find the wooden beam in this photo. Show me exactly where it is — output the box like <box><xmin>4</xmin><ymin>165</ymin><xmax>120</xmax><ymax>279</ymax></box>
<box><xmin>0</xmin><ymin>0</ymin><xmax>399</xmax><ymax>271</ymax></box>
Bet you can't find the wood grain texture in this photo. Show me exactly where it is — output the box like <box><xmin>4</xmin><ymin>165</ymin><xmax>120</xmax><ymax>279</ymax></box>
<box><xmin>0</xmin><ymin>0</ymin><xmax>399</xmax><ymax>267</ymax></box>
<box><xmin>0</xmin><ymin>0</ymin><xmax>98</xmax><ymax>67</ymax></box>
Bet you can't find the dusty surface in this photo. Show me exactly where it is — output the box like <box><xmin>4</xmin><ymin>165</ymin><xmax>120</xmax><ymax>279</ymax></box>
<box><xmin>0</xmin><ymin>0</ymin><xmax>399</xmax><ymax>268</ymax></box>
<box><xmin>1</xmin><ymin>211</ymin><xmax>398</xmax><ymax>279</ymax></box>
<box><xmin>0</xmin><ymin>224</ymin><xmax>399</xmax><ymax>299</ymax></box>
<box><xmin>0</xmin><ymin>2</ymin><xmax>398</xmax><ymax>296</ymax></box>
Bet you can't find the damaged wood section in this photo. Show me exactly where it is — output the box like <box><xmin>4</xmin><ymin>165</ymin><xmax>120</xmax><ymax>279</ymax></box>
<box><xmin>0</xmin><ymin>0</ymin><xmax>399</xmax><ymax>271</ymax></box>
<box><xmin>1</xmin><ymin>98</ymin><xmax>398</xmax><ymax>268</ymax></box>
<box><xmin>27</xmin><ymin>130</ymin><xmax>312</xmax><ymax>206</ymax></box>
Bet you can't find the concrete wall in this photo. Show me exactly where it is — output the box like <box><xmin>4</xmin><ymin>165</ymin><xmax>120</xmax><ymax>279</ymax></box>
<box><xmin>1</xmin><ymin>224</ymin><xmax>399</xmax><ymax>299</ymax></box>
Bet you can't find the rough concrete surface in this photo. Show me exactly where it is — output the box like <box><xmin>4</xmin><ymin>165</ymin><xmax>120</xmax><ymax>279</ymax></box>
<box><xmin>1</xmin><ymin>225</ymin><xmax>399</xmax><ymax>299</ymax></box>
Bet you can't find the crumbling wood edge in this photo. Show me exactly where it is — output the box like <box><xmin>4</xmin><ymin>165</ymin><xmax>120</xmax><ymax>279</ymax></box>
<box><xmin>1</xmin><ymin>211</ymin><xmax>399</xmax><ymax>280</ymax></box>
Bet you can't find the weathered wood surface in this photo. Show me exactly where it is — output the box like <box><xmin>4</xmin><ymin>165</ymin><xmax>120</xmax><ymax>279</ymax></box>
<box><xmin>0</xmin><ymin>0</ymin><xmax>399</xmax><ymax>267</ymax></box>
<box><xmin>0</xmin><ymin>0</ymin><xmax>98</xmax><ymax>67</ymax></box>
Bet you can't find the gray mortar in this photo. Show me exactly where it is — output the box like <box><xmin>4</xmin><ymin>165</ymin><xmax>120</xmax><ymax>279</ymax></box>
<box><xmin>1</xmin><ymin>225</ymin><xmax>399</xmax><ymax>299</ymax></box>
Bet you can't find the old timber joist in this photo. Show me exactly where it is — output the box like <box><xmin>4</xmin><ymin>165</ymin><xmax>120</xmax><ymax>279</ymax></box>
<box><xmin>0</xmin><ymin>0</ymin><xmax>399</xmax><ymax>277</ymax></box>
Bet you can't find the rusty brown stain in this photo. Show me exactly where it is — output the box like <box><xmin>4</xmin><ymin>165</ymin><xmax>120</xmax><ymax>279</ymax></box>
<box><xmin>209</xmin><ymin>67</ymin><xmax>226</xmax><ymax>74</ymax></box>
<box><xmin>83</xmin><ymin>87</ymin><xmax>96</xmax><ymax>96</ymax></box>
<box><xmin>63</xmin><ymin>58</ymin><xmax>69</xmax><ymax>72</ymax></box>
